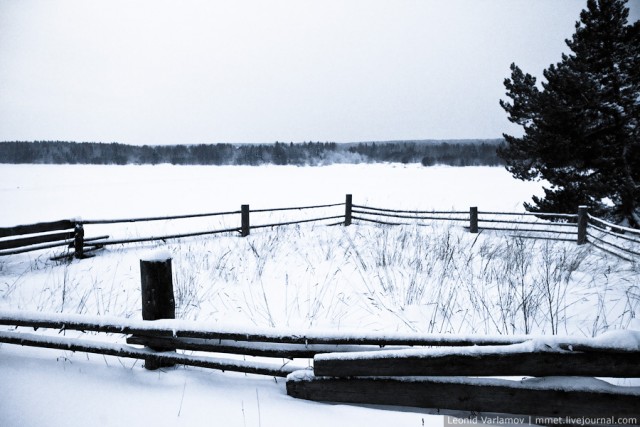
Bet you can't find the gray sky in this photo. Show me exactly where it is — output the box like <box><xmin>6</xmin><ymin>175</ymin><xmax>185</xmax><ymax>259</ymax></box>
<box><xmin>1</xmin><ymin>0</ymin><xmax>638</xmax><ymax>145</ymax></box>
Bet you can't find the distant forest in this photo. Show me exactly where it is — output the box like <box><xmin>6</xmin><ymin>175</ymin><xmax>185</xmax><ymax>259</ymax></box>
<box><xmin>0</xmin><ymin>140</ymin><xmax>505</xmax><ymax>167</ymax></box>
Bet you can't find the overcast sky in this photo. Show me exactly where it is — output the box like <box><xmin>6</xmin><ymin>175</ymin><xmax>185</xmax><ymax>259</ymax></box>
<box><xmin>1</xmin><ymin>0</ymin><xmax>638</xmax><ymax>145</ymax></box>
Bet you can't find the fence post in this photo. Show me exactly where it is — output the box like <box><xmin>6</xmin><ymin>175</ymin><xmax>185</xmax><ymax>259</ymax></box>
<box><xmin>74</xmin><ymin>223</ymin><xmax>85</xmax><ymax>259</ymax></box>
<box><xmin>140</xmin><ymin>251</ymin><xmax>176</xmax><ymax>370</ymax></box>
<box><xmin>577</xmin><ymin>205</ymin><xmax>588</xmax><ymax>245</ymax></box>
<box><xmin>345</xmin><ymin>194</ymin><xmax>353</xmax><ymax>226</ymax></box>
<box><xmin>469</xmin><ymin>207</ymin><xmax>478</xmax><ymax>233</ymax></box>
<box><xmin>241</xmin><ymin>204</ymin><xmax>250</xmax><ymax>237</ymax></box>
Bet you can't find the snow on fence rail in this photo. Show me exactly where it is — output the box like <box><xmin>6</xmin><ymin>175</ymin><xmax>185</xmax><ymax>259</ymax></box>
<box><xmin>586</xmin><ymin>214</ymin><xmax>640</xmax><ymax>262</ymax></box>
<box><xmin>0</xmin><ymin>195</ymin><xmax>637</xmax><ymax>262</ymax></box>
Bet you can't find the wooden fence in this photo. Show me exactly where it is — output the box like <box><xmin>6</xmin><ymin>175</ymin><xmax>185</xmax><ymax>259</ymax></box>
<box><xmin>288</xmin><ymin>336</ymin><xmax>640</xmax><ymax>418</ymax></box>
<box><xmin>0</xmin><ymin>256</ymin><xmax>638</xmax><ymax>419</ymax></box>
<box><xmin>1</xmin><ymin>195</ymin><xmax>638</xmax><ymax>262</ymax></box>
<box><xmin>0</xmin><ymin>219</ymin><xmax>107</xmax><ymax>258</ymax></box>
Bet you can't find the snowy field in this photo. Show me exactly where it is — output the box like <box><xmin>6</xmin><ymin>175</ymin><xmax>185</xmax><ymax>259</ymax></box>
<box><xmin>0</xmin><ymin>163</ymin><xmax>546</xmax><ymax>225</ymax></box>
<box><xmin>1</xmin><ymin>163</ymin><xmax>639</xmax><ymax>426</ymax></box>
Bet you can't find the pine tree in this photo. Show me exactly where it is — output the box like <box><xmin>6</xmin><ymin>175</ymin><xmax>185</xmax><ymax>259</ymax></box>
<box><xmin>499</xmin><ymin>0</ymin><xmax>640</xmax><ymax>227</ymax></box>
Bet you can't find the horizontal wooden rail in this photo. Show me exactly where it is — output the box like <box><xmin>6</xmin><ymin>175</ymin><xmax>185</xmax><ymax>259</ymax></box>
<box><xmin>506</xmin><ymin>235</ymin><xmax>578</xmax><ymax>243</ymax></box>
<box><xmin>353</xmin><ymin>204</ymin><xmax>467</xmax><ymax>215</ymax></box>
<box><xmin>126</xmin><ymin>336</ymin><xmax>410</xmax><ymax>359</ymax></box>
<box><xmin>353</xmin><ymin>210</ymin><xmax>468</xmax><ymax>222</ymax></box>
<box><xmin>0</xmin><ymin>220</ymin><xmax>76</xmax><ymax>238</ymax></box>
<box><xmin>353</xmin><ymin>216</ymin><xmax>416</xmax><ymax>226</ymax></box>
<box><xmin>587</xmin><ymin>232</ymin><xmax>640</xmax><ymax>257</ymax></box>
<box><xmin>250</xmin><ymin>215</ymin><xmax>345</xmax><ymax>230</ymax></box>
<box><xmin>1</xmin><ymin>311</ymin><xmax>636</xmax><ymax>351</ymax></box>
<box><xmin>588</xmin><ymin>240</ymin><xmax>634</xmax><ymax>262</ymax></box>
<box><xmin>477</xmin><ymin>226</ymin><xmax>578</xmax><ymax>235</ymax></box>
<box><xmin>0</xmin><ymin>331</ymin><xmax>297</xmax><ymax>377</ymax></box>
<box><xmin>250</xmin><ymin>202</ymin><xmax>344</xmax><ymax>213</ymax></box>
<box><xmin>313</xmin><ymin>345</ymin><xmax>640</xmax><ymax>378</ymax></box>
<box><xmin>88</xmin><ymin>227</ymin><xmax>242</xmax><ymax>246</ymax></box>
<box><xmin>286</xmin><ymin>372</ymin><xmax>640</xmax><ymax>419</ymax></box>
<box><xmin>479</xmin><ymin>211</ymin><xmax>578</xmax><ymax>219</ymax></box>
<box><xmin>0</xmin><ymin>231</ymin><xmax>75</xmax><ymax>251</ymax></box>
<box><xmin>588</xmin><ymin>214</ymin><xmax>640</xmax><ymax>236</ymax></box>
<box><xmin>0</xmin><ymin>238</ymin><xmax>76</xmax><ymax>256</ymax></box>
<box><xmin>0</xmin><ymin>310</ymin><xmax>540</xmax><ymax>347</ymax></box>
<box><xmin>81</xmin><ymin>210</ymin><xmax>241</xmax><ymax>225</ymax></box>
<box><xmin>355</xmin><ymin>216</ymin><xmax>471</xmax><ymax>227</ymax></box>
<box><xmin>479</xmin><ymin>218</ymin><xmax>576</xmax><ymax>227</ymax></box>
<box><xmin>0</xmin><ymin>234</ymin><xmax>108</xmax><ymax>257</ymax></box>
<box><xmin>589</xmin><ymin>223</ymin><xmax>640</xmax><ymax>245</ymax></box>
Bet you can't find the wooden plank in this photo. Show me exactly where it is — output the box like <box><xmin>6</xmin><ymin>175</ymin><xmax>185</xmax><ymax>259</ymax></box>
<box><xmin>314</xmin><ymin>348</ymin><xmax>640</xmax><ymax>378</ymax></box>
<box><xmin>0</xmin><ymin>231</ymin><xmax>75</xmax><ymax>250</ymax></box>
<box><xmin>78</xmin><ymin>226</ymin><xmax>241</xmax><ymax>247</ymax></box>
<box><xmin>81</xmin><ymin>209</ymin><xmax>241</xmax><ymax>225</ymax></box>
<box><xmin>0</xmin><ymin>310</ymin><xmax>534</xmax><ymax>346</ymax></box>
<box><xmin>286</xmin><ymin>373</ymin><xmax>640</xmax><ymax>419</ymax></box>
<box><xmin>0</xmin><ymin>220</ymin><xmax>75</xmax><ymax>238</ymax></box>
<box><xmin>2</xmin><ymin>311</ymin><xmax>637</xmax><ymax>354</ymax></box>
<box><xmin>126</xmin><ymin>335</ymin><xmax>409</xmax><ymax>359</ymax></box>
<box><xmin>0</xmin><ymin>330</ymin><xmax>298</xmax><ymax>377</ymax></box>
<box><xmin>0</xmin><ymin>239</ymin><xmax>75</xmax><ymax>256</ymax></box>
<box><xmin>479</xmin><ymin>226</ymin><xmax>577</xmax><ymax>235</ymax></box>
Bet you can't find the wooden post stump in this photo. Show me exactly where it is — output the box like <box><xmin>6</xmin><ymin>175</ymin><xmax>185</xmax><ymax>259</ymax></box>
<box><xmin>577</xmin><ymin>205</ymin><xmax>588</xmax><ymax>245</ymax></box>
<box><xmin>74</xmin><ymin>223</ymin><xmax>85</xmax><ymax>259</ymax></box>
<box><xmin>469</xmin><ymin>206</ymin><xmax>478</xmax><ymax>233</ymax></box>
<box><xmin>140</xmin><ymin>251</ymin><xmax>176</xmax><ymax>370</ymax></box>
<box><xmin>241</xmin><ymin>204</ymin><xmax>250</xmax><ymax>237</ymax></box>
<box><xmin>345</xmin><ymin>194</ymin><xmax>353</xmax><ymax>226</ymax></box>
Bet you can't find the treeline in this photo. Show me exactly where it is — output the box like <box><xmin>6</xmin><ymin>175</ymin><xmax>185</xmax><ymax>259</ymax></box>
<box><xmin>0</xmin><ymin>140</ymin><xmax>504</xmax><ymax>166</ymax></box>
<box><xmin>348</xmin><ymin>140</ymin><xmax>504</xmax><ymax>166</ymax></box>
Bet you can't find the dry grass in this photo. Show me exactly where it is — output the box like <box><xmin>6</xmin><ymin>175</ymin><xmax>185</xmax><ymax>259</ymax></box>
<box><xmin>1</xmin><ymin>222</ymin><xmax>637</xmax><ymax>338</ymax></box>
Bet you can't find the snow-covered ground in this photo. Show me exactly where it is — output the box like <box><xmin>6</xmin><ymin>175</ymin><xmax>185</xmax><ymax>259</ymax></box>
<box><xmin>1</xmin><ymin>164</ymin><xmax>638</xmax><ymax>426</ymax></box>
<box><xmin>0</xmin><ymin>163</ymin><xmax>544</xmax><ymax>225</ymax></box>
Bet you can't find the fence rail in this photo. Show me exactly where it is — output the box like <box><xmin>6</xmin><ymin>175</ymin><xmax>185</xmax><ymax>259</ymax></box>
<box><xmin>0</xmin><ymin>195</ymin><xmax>638</xmax><ymax>262</ymax></box>
<box><xmin>1</xmin><ymin>307</ymin><xmax>638</xmax><ymax>417</ymax></box>
<box><xmin>585</xmin><ymin>213</ymin><xmax>640</xmax><ymax>261</ymax></box>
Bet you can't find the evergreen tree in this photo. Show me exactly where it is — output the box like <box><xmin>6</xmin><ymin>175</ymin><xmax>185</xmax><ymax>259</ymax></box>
<box><xmin>499</xmin><ymin>0</ymin><xmax>640</xmax><ymax>227</ymax></box>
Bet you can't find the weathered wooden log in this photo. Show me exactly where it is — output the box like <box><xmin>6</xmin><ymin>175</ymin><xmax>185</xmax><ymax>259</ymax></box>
<box><xmin>126</xmin><ymin>335</ymin><xmax>409</xmax><ymax>359</ymax></box>
<box><xmin>0</xmin><ymin>220</ymin><xmax>75</xmax><ymax>238</ymax></box>
<box><xmin>286</xmin><ymin>372</ymin><xmax>640</xmax><ymax>419</ymax></box>
<box><xmin>0</xmin><ymin>231</ymin><xmax>75</xmax><ymax>251</ymax></box>
<box><xmin>0</xmin><ymin>331</ymin><xmax>296</xmax><ymax>377</ymax></box>
<box><xmin>77</xmin><ymin>227</ymin><xmax>241</xmax><ymax>247</ymax></box>
<box><xmin>1</xmin><ymin>310</ymin><xmax>638</xmax><ymax>352</ymax></box>
<box><xmin>0</xmin><ymin>239</ymin><xmax>76</xmax><ymax>256</ymax></box>
<box><xmin>0</xmin><ymin>311</ymin><xmax>534</xmax><ymax>346</ymax></box>
<box><xmin>314</xmin><ymin>345</ymin><xmax>640</xmax><ymax>378</ymax></box>
<box><xmin>139</xmin><ymin>253</ymin><xmax>175</xmax><ymax>370</ymax></box>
